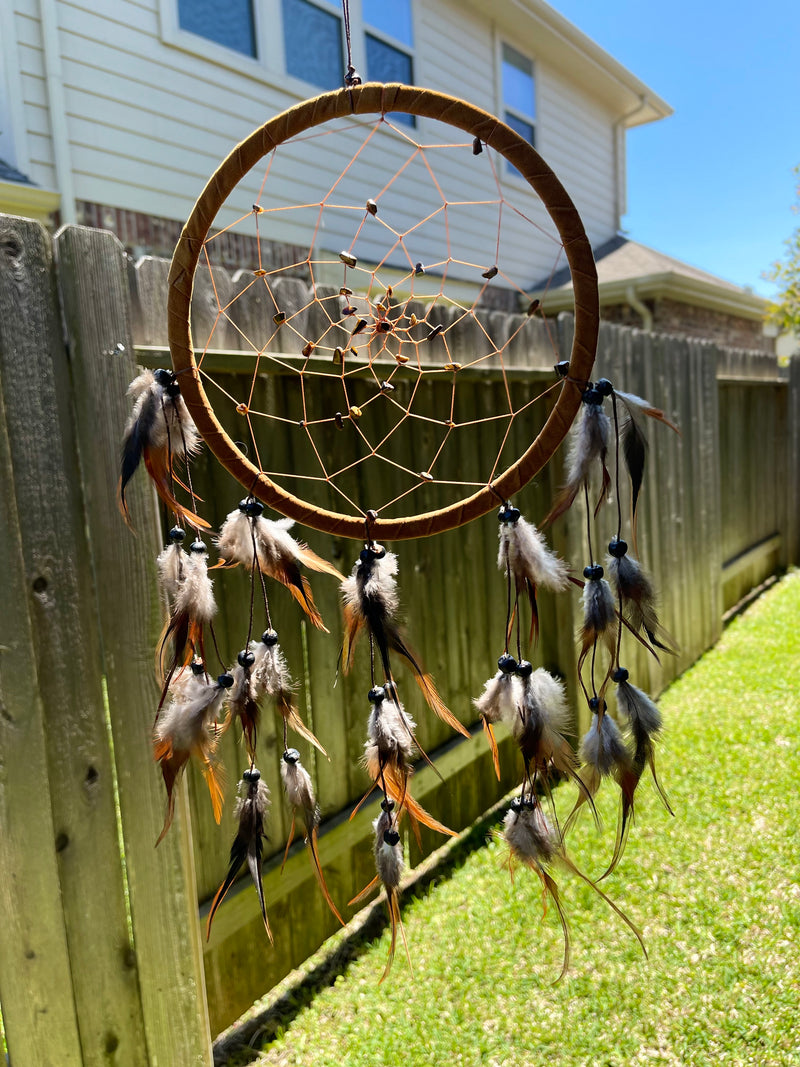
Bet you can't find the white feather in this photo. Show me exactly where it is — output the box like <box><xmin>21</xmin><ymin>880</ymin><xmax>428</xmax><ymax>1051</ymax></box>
<box><xmin>367</xmin><ymin>695</ymin><xmax>416</xmax><ymax>761</ymax></box>
<box><xmin>503</xmin><ymin>804</ymin><xmax>558</xmax><ymax>863</ymax></box>
<box><xmin>473</xmin><ymin>671</ymin><xmax>521</xmax><ymax>725</ymax></box>
<box><xmin>580</xmin><ymin>713</ymin><xmax>627</xmax><ymax>775</ymax></box>
<box><xmin>281</xmin><ymin>759</ymin><xmax>317</xmax><ymax>818</ymax></box>
<box><xmin>234</xmin><ymin>776</ymin><xmax>270</xmax><ymax>820</ymax></box>
<box><xmin>616</xmin><ymin>680</ymin><xmax>663</xmax><ymax>738</ymax></box>
<box><xmin>155</xmin><ymin>675</ymin><xmax>226</xmax><ymax>752</ymax></box>
<box><xmin>566</xmin><ymin>403</ymin><xmax>610</xmax><ymax>486</ymax></box>
<box><xmin>341</xmin><ymin>551</ymin><xmax>399</xmax><ymax>618</ymax></box>
<box><xmin>521</xmin><ymin>669</ymin><xmax>571</xmax><ymax>735</ymax></box>
<box><xmin>174</xmin><ymin>551</ymin><xmax>216</xmax><ymax>623</ymax></box>
<box><xmin>581</xmin><ymin>576</ymin><xmax>616</xmax><ymax>634</ymax></box>
<box><xmin>156</xmin><ymin>543</ymin><xmax>188</xmax><ymax>600</ymax></box>
<box><xmin>498</xmin><ymin>517</ymin><xmax>569</xmax><ymax>592</ymax></box>
<box><xmin>374</xmin><ymin>810</ymin><xmax>403</xmax><ymax>888</ymax></box>
<box><xmin>215</xmin><ymin>508</ymin><xmax>257</xmax><ymax>567</ymax></box>
<box><xmin>251</xmin><ymin>640</ymin><xmax>293</xmax><ymax>699</ymax></box>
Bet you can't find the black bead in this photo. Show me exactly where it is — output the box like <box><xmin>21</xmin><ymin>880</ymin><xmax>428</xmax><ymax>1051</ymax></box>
<box><xmin>283</xmin><ymin>748</ymin><xmax>300</xmax><ymax>764</ymax></box>
<box><xmin>515</xmin><ymin>659</ymin><xmax>533</xmax><ymax>678</ymax></box>
<box><xmin>582</xmin><ymin>387</ymin><xmax>602</xmax><ymax>406</ymax></box>
<box><xmin>168</xmin><ymin>526</ymin><xmax>185</xmax><ymax>543</ymax></box>
<box><xmin>612</xmin><ymin>667</ymin><xmax>629</xmax><ymax>683</ymax></box>
<box><xmin>523</xmin><ymin>797</ymin><xmax>537</xmax><ymax>810</ymax></box>
<box><xmin>588</xmin><ymin>696</ymin><xmax>600</xmax><ymax>712</ymax></box>
<box><xmin>498</xmin><ymin>653</ymin><xmax>518</xmax><ymax>674</ymax></box>
<box><xmin>381</xmin><ymin>797</ymin><xmax>395</xmax><ymax>812</ymax></box>
<box><xmin>165</xmin><ymin>382</ymin><xmax>180</xmax><ymax>399</ymax></box>
<box><xmin>261</xmin><ymin>628</ymin><xmax>279</xmax><ymax>646</ymax></box>
<box><xmin>497</xmin><ymin>504</ymin><xmax>520</xmax><ymax>524</ymax></box>
<box><xmin>153</xmin><ymin>368</ymin><xmax>173</xmax><ymax>386</ymax></box>
<box><xmin>190</xmin><ymin>660</ymin><xmax>206</xmax><ymax>675</ymax></box>
<box><xmin>237</xmin><ymin>649</ymin><xmax>255</xmax><ymax>668</ymax></box>
<box><xmin>242</xmin><ymin>767</ymin><xmax>261</xmax><ymax>781</ymax></box>
<box><xmin>554</xmin><ymin>360</ymin><xmax>570</xmax><ymax>378</ymax></box>
<box><xmin>583</xmin><ymin>563</ymin><xmax>604</xmax><ymax>581</ymax></box>
<box><xmin>189</xmin><ymin>540</ymin><xmax>207</xmax><ymax>554</ymax></box>
<box><xmin>509</xmin><ymin>796</ymin><xmax>523</xmax><ymax>813</ymax></box>
<box><xmin>595</xmin><ymin>378</ymin><xmax>614</xmax><ymax>397</ymax></box>
<box><xmin>243</xmin><ymin>499</ymin><xmax>263</xmax><ymax>518</ymax></box>
<box><xmin>368</xmin><ymin>686</ymin><xmax>385</xmax><ymax>704</ymax></box>
<box><xmin>217</xmin><ymin>673</ymin><xmax>234</xmax><ymax>689</ymax></box>
<box><xmin>238</xmin><ymin>498</ymin><xmax>250</xmax><ymax>512</ymax></box>
<box><xmin>383</xmin><ymin>829</ymin><xmax>401</xmax><ymax>846</ymax></box>
<box><xmin>360</xmin><ymin>543</ymin><xmax>385</xmax><ymax>563</ymax></box>
<box><xmin>608</xmin><ymin>538</ymin><xmax>628</xmax><ymax>559</ymax></box>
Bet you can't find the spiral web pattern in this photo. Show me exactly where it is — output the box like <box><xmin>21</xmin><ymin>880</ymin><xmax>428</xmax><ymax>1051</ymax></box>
<box><xmin>190</xmin><ymin>112</ymin><xmax>570</xmax><ymax>522</ymax></box>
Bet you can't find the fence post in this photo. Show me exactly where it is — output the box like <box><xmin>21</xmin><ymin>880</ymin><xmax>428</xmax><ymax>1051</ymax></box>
<box><xmin>0</xmin><ymin>214</ymin><xmax>151</xmax><ymax>1063</ymax></box>
<box><xmin>55</xmin><ymin>224</ymin><xmax>213</xmax><ymax>1066</ymax></box>
<box><xmin>0</xmin><ymin>220</ymin><xmax>87</xmax><ymax>1066</ymax></box>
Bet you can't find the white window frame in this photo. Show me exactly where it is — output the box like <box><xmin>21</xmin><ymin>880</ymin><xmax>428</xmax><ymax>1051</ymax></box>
<box><xmin>497</xmin><ymin>38</ymin><xmax>537</xmax><ymax>187</ymax></box>
<box><xmin>362</xmin><ymin>5</ymin><xmax>414</xmax><ymax>85</ymax></box>
<box><xmin>158</xmin><ymin>0</ymin><xmax>417</xmax><ymax>118</ymax></box>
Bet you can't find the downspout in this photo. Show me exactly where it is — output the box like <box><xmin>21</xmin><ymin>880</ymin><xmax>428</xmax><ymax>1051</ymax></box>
<box><xmin>38</xmin><ymin>0</ymin><xmax>76</xmax><ymax>223</ymax></box>
<box><xmin>612</xmin><ymin>94</ymin><xmax>649</xmax><ymax>232</ymax></box>
<box><xmin>625</xmin><ymin>283</ymin><xmax>653</xmax><ymax>331</ymax></box>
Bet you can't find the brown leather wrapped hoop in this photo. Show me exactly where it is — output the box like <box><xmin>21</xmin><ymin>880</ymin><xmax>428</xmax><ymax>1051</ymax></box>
<box><xmin>168</xmin><ymin>83</ymin><xmax>599</xmax><ymax>541</ymax></box>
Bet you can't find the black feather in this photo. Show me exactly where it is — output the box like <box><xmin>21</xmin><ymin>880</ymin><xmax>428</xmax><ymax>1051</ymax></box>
<box><xmin>120</xmin><ymin>387</ymin><xmax>161</xmax><ymax>515</ymax></box>
<box><xmin>206</xmin><ymin>777</ymin><xmax>271</xmax><ymax>942</ymax></box>
<box><xmin>622</xmin><ymin>417</ymin><xmax>647</xmax><ymax>530</ymax></box>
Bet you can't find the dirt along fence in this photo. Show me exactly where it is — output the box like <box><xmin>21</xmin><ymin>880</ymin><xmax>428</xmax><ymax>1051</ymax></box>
<box><xmin>0</xmin><ymin>214</ymin><xmax>797</xmax><ymax>1066</ymax></box>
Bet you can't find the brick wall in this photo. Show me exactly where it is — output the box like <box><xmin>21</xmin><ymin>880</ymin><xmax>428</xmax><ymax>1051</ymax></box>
<box><xmin>75</xmin><ymin>201</ymin><xmax>310</xmax><ymax>278</ymax></box>
<box><xmin>600</xmin><ymin>296</ymin><xmax>773</xmax><ymax>353</ymax></box>
<box><xmin>74</xmin><ymin>200</ymin><xmax>518</xmax><ymax>309</ymax></box>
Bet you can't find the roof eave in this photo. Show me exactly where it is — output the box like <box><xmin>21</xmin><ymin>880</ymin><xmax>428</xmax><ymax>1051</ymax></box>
<box><xmin>0</xmin><ymin>181</ymin><xmax>61</xmax><ymax>222</ymax></box>
<box><xmin>536</xmin><ymin>271</ymin><xmax>768</xmax><ymax>321</ymax></box>
<box><xmin>501</xmin><ymin>0</ymin><xmax>673</xmax><ymax>124</ymax></box>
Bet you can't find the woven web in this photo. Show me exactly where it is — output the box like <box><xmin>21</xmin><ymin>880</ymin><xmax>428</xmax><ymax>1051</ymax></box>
<box><xmin>191</xmin><ymin>112</ymin><xmax>570</xmax><ymax>521</ymax></box>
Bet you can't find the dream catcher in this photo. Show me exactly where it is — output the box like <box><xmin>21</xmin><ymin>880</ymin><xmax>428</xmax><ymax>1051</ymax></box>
<box><xmin>121</xmin><ymin>52</ymin><xmax>677</xmax><ymax>982</ymax></box>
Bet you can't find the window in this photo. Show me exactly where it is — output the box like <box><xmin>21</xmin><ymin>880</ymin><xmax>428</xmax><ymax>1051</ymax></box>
<box><xmin>282</xmin><ymin>0</ymin><xmax>344</xmax><ymax>92</ymax></box>
<box><xmin>178</xmin><ymin>0</ymin><xmax>256</xmax><ymax>57</ymax></box>
<box><xmin>501</xmin><ymin>43</ymin><xmax>535</xmax><ymax>174</ymax></box>
<box><xmin>363</xmin><ymin>0</ymin><xmax>414</xmax><ymax>126</ymax></box>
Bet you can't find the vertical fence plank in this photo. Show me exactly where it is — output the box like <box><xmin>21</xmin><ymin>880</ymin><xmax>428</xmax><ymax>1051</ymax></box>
<box><xmin>0</xmin><ymin>231</ymin><xmax>84</xmax><ymax>1063</ymax></box>
<box><xmin>0</xmin><ymin>215</ymin><xmax>151</xmax><ymax>1064</ymax></box>
<box><xmin>55</xmin><ymin>224</ymin><xmax>213</xmax><ymax>1067</ymax></box>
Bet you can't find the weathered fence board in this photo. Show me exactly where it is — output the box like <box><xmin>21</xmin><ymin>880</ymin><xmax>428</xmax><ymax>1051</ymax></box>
<box><xmin>0</xmin><ymin>218</ymin><xmax>797</xmax><ymax>1059</ymax></box>
<box><xmin>55</xmin><ymin>225</ymin><xmax>213</xmax><ymax>1066</ymax></box>
<box><xmin>0</xmin><ymin>217</ymin><xmax>148</xmax><ymax>1065</ymax></box>
<box><xmin>0</xmin><ymin>292</ymin><xmax>84</xmax><ymax>1065</ymax></box>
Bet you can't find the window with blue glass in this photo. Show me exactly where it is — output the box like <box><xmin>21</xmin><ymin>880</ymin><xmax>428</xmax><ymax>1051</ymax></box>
<box><xmin>178</xmin><ymin>0</ymin><xmax>256</xmax><ymax>57</ymax></box>
<box><xmin>501</xmin><ymin>43</ymin><xmax>535</xmax><ymax>174</ymax></box>
<box><xmin>364</xmin><ymin>0</ymin><xmax>415</xmax><ymax>126</ymax></box>
<box><xmin>282</xmin><ymin>0</ymin><xmax>344</xmax><ymax>92</ymax></box>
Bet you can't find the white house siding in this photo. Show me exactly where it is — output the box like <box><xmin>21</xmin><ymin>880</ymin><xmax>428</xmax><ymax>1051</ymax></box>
<box><xmin>12</xmin><ymin>0</ymin><xmax>626</xmax><ymax>292</ymax></box>
<box><xmin>13</xmin><ymin>3</ymin><xmax>58</xmax><ymax>189</ymax></box>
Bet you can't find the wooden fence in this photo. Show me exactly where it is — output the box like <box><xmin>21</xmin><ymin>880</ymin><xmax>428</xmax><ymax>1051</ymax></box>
<box><xmin>0</xmin><ymin>215</ymin><xmax>797</xmax><ymax>1065</ymax></box>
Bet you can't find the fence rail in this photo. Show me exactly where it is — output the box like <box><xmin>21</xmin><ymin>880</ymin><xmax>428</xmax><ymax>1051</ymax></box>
<box><xmin>0</xmin><ymin>215</ymin><xmax>796</xmax><ymax>1064</ymax></box>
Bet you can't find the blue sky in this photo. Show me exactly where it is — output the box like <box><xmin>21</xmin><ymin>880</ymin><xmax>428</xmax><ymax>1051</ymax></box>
<box><xmin>550</xmin><ymin>1</ymin><xmax>800</xmax><ymax>296</ymax></box>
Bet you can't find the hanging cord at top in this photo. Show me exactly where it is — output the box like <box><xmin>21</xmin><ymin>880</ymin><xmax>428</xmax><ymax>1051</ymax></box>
<box><xmin>341</xmin><ymin>0</ymin><xmax>362</xmax><ymax>87</ymax></box>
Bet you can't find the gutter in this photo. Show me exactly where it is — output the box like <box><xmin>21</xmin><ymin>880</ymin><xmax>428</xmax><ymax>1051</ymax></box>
<box><xmin>38</xmin><ymin>0</ymin><xmax>76</xmax><ymax>223</ymax></box>
<box><xmin>625</xmin><ymin>283</ymin><xmax>653</xmax><ymax>331</ymax></box>
<box><xmin>612</xmin><ymin>96</ymin><xmax>649</xmax><ymax>229</ymax></box>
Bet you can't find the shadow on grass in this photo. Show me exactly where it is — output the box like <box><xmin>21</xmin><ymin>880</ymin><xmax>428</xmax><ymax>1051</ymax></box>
<box><xmin>212</xmin><ymin>795</ymin><xmax>510</xmax><ymax>1066</ymax></box>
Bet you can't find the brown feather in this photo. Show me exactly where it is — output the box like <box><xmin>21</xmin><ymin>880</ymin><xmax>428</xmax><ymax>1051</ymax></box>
<box><xmin>142</xmin><ymin>448</ymin><xmax>210</xmax><ymax>529</ymax></box>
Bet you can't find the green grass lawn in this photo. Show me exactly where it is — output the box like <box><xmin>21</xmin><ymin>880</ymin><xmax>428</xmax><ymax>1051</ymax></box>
<box><xmin>228</xmin><ymin>572</ymin><xmax>800</xmax><ymax>1067</ymax></box>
